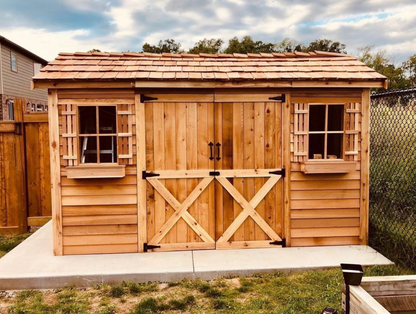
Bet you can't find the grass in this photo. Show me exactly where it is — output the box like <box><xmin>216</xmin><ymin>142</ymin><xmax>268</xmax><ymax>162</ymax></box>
<box><xmin>0</xmin><ymin>263</ymin><xmax>414</xmax><ymax>314</ymax></box>
<box><xmin>0</xmin><ymin>228</ymin><xmax>415</xmax><ymax>313</ymax></box>
<box><xmin>0</xmin><ymin>234</ymin><xmax>31</xmax><ymax>258</ymax></box>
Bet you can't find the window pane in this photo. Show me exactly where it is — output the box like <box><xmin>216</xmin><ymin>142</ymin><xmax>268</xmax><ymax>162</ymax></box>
<box><xmin>80</xmin><ymin>136</ymin><xmax>97</xmax><ymax>163</ymax></box>
<box><xmin>328</xmin><ymin>105</ymin><xmax>344</xmax><ymax>131</ymax></box>
<box><xmin>11</xmin><ymin>53</ymin><xmax>17</xmax><ymax>71</ymax></box>
<box><xmin>79</xmin><ymin>106</ymin><xmax>97</xmax><ymax>134</ymax></box>
<box><xmin>99</xmin><ymin>106</ymin><xmax>117</xmax><ymax>134</ymax></box>
<box><xmin>308</xmin><ymin>134</ymin><xmax>325</xmax><ymax>159</ymax></box>
<box><xmin>99</xmin><ymin>136</ymin><xmax>117</xmax><ymax>163</ymax></box>
<box><xmin>34</xmin><ymin>63</ymin><xmax>42</xmax><ymax>75</ymax></box>
<box><xmin>327</xmin><ymin>134</ymin><xmax>343</xmax><ymax>159</ymax></box>
<box><xmin>309</xmin><ymin>105</ymin><xmax>326</xmax><ymax>131</ymax></box>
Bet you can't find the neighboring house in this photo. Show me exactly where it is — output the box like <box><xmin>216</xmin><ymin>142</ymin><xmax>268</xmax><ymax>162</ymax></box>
<box><xmin>0</xmin><ymin>36</ymin><xmax>48</xmax><ymax>120</ymax></box>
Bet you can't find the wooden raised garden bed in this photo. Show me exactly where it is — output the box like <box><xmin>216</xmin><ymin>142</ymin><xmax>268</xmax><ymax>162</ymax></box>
<box><xmin>343</xmin><ymin>275</ymin><xmax>416</xmax><ymax>314</ymax></box>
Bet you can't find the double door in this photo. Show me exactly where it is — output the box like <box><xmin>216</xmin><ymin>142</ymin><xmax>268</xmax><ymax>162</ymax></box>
<box><xmin>144</xmin><ymin>94</ymin><xmax>284</xmax><ymax>251</ymax></box>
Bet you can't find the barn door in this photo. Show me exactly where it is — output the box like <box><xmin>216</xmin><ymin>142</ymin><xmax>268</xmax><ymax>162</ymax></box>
<box><xmin>144</xmin><ymin>98</ymin><xmax>216</xmax><ymax>252</ymax></box>
<box><xmin>214</xmin><ymin>99</ymin><xmax>284</xmax><ymax>249</ymax></box>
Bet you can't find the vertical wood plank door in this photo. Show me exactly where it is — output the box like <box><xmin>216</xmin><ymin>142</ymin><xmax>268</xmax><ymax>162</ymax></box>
<box><xmin>214</xmin><ymin>100</ymin><xmax>284</xmax><ymax>249</ymax></box>
<box><xmin>145</xmin><ymin>100</ymin><xmax>216</xmax><ymax>252</ymax></box>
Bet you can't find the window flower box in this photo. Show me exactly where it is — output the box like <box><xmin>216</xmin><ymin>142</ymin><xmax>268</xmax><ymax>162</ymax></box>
<box><xmin>301</xmin><ymin>160</ymin><xmax>356</xmax><ymax>174</ymax></box>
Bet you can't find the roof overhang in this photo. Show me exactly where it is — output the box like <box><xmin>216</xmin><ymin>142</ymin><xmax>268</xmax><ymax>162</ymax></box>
<box><xmin>32</xmin><ymin>79</ymin><xmax>387</xmax><ymax>90</ymax></box>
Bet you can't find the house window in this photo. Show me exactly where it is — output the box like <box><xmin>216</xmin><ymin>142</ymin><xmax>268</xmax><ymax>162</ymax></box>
<box><xmin>7</xmin><ymin>99</ymin><xmax>14</xmax><ymax>120</ymax></box>
<box><xmin>308</xmin><ymin>104</ymin><xmax>344</xmax><ymax>159</ymax></box>
<box><xmin>34</xmin><ymin>63</ymin><xmax>42</xmax><ymax>75</ymax></box>
<box><xmin>79</xmin><ymin>105</ymin><xmax>117</xmax><ymax>163</ymax></box>
<box><xmin>11</xmin><ymin>53</ymin><xmax>17</xmax><ymax>72</ymax></box>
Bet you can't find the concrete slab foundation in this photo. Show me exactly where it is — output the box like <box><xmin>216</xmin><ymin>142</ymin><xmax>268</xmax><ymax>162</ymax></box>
<box><xmin>0</xmin><ymin>222</ymin><xmax>393</xmax><ymax>290</ymax></box>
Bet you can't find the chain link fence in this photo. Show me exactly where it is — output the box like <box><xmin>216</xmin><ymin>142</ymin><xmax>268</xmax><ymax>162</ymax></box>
<box><xmin>370</xmin><ymin>89</ymin><xmax>416</xmax><ymax>270</ymax></box>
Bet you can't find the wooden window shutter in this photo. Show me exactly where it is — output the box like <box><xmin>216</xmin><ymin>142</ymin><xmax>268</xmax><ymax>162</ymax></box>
<box><xmin>117</xmin><ymin>103</ymin><xmax>134</xmax><ymax>165</ymax></box>
<box><xmin>292</xmin><ymin>103</ymin><xmax>309</xmax><ymax>162</ymax></box>
<box><xmin>344</xmin><ymin>102</ymin><xmax>361</xmax><ymax>161</ymax></box>
<box><xmin>60</xmin><ymin>103</ymin><xmax>78</xmax><ymax>166</ymax></box>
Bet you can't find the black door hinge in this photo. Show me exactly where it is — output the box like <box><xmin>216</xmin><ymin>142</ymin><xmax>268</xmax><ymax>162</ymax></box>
<box><xmin>144</xmin><ymin>243</ymin><xmax>161</xmax><ymax>252</ymax></box>
<box><xmin>270</xmin><ymin>239</ymin><xmax>286</xmax><ymax>247</ymax></box>
<box><xmin>140</xmin><ymin>94</ymin><xmax>158</xmax><ymax>103</ymax></box>
<box><xmin>269</xmin><ymin>168</ymin><xmax>285</xmax><ymax>178</ymax></box>
<box><xmin>269</xmin><ymin>94</ymin><xmax>286</xmax><ymax>102</ymax></box>
<box><xmin>142</xmin><ymin>171</ymin><xmax>160</xmax><ymax>180</ymax></box>
<box><xmin>209</xmin><ymin>171</ymin><xmax>220</xmax><ymax>176</ymax></box>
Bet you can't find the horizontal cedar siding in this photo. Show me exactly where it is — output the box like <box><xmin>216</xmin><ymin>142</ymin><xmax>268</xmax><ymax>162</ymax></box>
<box><xmin>289</xmin><ymin>89</ymin><xmax>362</xmax><ymax>247</ymax></box>
<box><xmin>57</xmin><ymin>88</ymin><xmax>138</xmax><ymax>255</ymax></box>
<box><xmin>61</xmin><ymin>170</ymin><xmax>138</xmax><ymax>255</ymax></box>
<box><xmin>58</xmin><ymin>89</ymin><xmax>138</xmax><ymax>255</ymax></box>
<box><xmin>290</xmin><ymin>168</ymin><xmax>361</xmax><ymax>246</ymax></box>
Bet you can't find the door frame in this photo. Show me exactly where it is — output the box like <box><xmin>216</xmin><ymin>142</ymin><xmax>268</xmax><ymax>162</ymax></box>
<box><xmin>135</xmin><ymin>89</ymin><xmax>291</xmax><ymax>252</ymax></box>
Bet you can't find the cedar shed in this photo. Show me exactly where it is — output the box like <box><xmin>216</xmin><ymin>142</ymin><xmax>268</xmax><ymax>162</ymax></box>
<box><xmin>32</xmin><ymin>51</ymin><xmax>387</xmax><ymax>256</ymax></box>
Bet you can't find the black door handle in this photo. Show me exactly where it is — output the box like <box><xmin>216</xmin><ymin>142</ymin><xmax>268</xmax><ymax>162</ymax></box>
<box><xmin>208</xmin><ymin>142</ymin><xmax>214</xmax><ymax>160</ymax></box>
<box><xmin>216</xmin><ymin>142</ymin><xmax>221</xmax><ymax>161</ymax></box>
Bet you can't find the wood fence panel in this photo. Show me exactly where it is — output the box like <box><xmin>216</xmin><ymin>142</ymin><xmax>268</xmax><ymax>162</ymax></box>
<box><xmin>0</xmin><ymin>99</ymin><xmax>51</xmax><ymax>234</ymax></box>
<box><xmin>0</xmin><ymin>98</ymin><xmax>27</xmax><ymax>234</ymax></box>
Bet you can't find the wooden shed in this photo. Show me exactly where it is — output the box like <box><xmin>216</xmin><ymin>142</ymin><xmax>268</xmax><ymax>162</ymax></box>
<box><xmin>32</xmin><ymin>51</ymin><xmax>387</xmax><ymax>256</ymax></box>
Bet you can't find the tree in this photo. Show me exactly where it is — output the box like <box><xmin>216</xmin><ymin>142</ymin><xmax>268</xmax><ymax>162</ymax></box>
<box><xmin>402</xmin><ymin>54</ymin><xmax>416</xmax><ymax>87</ymax></box>
<box><xmin>142</xmin><ymin>39</ymin><xmax>182</xmax><ymax>54</ymax></box>
<box><xmin>223</xmin><ymin>36</ymin><xmax>275</xmax><ymax>54</ymax></box>
<box><xmin>306</xmin><ymin>39</ymin><xmax>346</xmax><ymax>53</ymax></box>
<box><xmin>188</xmin><ymin>38</ymin><xmax>224</xmax><ymax>54</ymax></box>
<box><xmin>357</xmin><ymin>45</ymin><xmax>409</xmax><ymax>89</ymax></box>
<box><xmin>274</xmin><ymin>38</ymin><xmax>305</xmax><ymax>53</ymax></box>
<box><xmin>88</xmin><ymin>49</ymin><xmax>101</xmax><ymax>53</ymax></box>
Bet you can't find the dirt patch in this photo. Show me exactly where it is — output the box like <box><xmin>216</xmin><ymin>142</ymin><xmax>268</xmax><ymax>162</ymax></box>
<box><xmin>228</xmin><ymin>277</ymin><xmax>241</xmax><ymax>288</ymax></box>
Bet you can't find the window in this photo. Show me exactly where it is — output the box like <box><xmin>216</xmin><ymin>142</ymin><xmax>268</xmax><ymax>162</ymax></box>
<box><xmin>11</xmin><ymin>52</ymin><xmax>17</xmax><ymax>72</ymax></box>
<box><xmin>61</xmin><ymin>102</ymin><xmax>134</xmax><ymax>168</ymax></box>
<box><xmin>308</xmin><ymin>104</ymin><xmax>344</xmax><ymax>160</ymax></box>
<box><xmin>6</xmin><ymin>99</ymin><xmax>14</xmax><ymax>120</ymax></box>
<box><xmin>34</xmin><ymin>63</ymin><xmax>42</xmax><ymax>75</ymax></box>
<box><xmin>79</xmin><ymin>106</ymin><xmax>117</xmax><ymax>163</ymax></box>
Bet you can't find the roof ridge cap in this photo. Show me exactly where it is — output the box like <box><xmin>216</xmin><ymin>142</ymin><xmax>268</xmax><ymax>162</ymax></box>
<box><xmin>314</xmin><ymin>50</ymin><xmax>354</xmax><ymax>58</ymax></box>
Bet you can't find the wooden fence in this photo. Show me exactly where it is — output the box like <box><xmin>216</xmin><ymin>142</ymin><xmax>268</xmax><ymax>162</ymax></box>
<box><xmin>0</xmin><ymin>98</ymin><xmax>51</xmax><ymax>235</ymax></box>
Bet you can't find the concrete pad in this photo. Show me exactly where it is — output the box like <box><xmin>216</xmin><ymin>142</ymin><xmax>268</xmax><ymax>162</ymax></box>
<box><xmin>0</xmin><ymin>222</ymin><xmax>393</xmax><ymax>290</ymax></box>
<box><xmin>193</xmin><ymin>246</ymin><xmax>393</xmax><ymax>280</ymax></box>
<box><xmin>0</xmin><ymin>222</ymin><xmax>194</xmax><ymax>290</ymax></box>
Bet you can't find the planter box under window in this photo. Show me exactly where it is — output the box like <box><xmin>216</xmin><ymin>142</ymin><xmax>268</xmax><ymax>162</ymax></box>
<box><xmin>66</xmin><ymin>164</ymin><xmax>126</xmax><ymax>179</ymax></box>
<box><xmin>301</xmin><ymin>160</ymin><xmax>356</xmax><ymax>174</ymax></box>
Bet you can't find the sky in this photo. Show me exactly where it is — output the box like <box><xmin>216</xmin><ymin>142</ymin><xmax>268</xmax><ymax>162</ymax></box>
<box><xmin>0</xmin><ymin>0</ymin><xmax>415</xmax><ymax>63</ymax></box>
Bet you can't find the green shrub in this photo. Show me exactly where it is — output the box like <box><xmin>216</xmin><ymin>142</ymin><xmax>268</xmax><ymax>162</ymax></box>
<box><xmin>204</xmin><ymin>287</ymin><xmax>224</xmax><ymax>298</ymax></box>
<box><xmin>109</xmin><ymin>286</ymin><xmax>125</xmax><ymax>298</ymax></box>
<box><xmin>132</xmin><ymin>297</ymin><xmax>160</xmax><ymax>314</ymax></box>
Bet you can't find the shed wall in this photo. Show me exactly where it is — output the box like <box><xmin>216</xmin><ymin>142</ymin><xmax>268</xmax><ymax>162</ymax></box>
<box><xmin>57</xmin><ymin>89</ymin><xmax>138</xmax><ymax>255</ymax></box>
<box><xmin>51</xmin><ymin>87</ymin><xmax>368</xmax><ymax>255</ymax></box>
<box><xmin>289</xmin><ymin>89</ymin><xmax>364</xmax><ymax>246</ymax></box>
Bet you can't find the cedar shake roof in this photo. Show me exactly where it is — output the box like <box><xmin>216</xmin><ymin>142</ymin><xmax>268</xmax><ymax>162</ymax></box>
<box><xmin>33</xmin><ymin>51</ymin><xmax>386</xmax><ymax>83</ymax></box>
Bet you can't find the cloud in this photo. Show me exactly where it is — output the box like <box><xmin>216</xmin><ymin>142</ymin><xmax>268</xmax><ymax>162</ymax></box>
<box><xmin>0</xmin><ymin>27</ymin><xmax>118</xmax><ymax>61</ymax></box>
<box><xmin>0</xmin><ymin>0</ymin><xmax>414</xmax><ymax>63</ymax></box>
